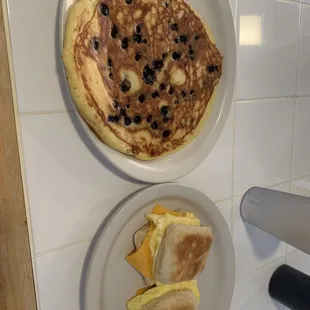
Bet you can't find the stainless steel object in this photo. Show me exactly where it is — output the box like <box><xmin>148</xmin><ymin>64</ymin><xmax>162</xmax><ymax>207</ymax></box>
<box><xmin>240</xmin><ymin>187</ymin><xmax>310</xmax><ymax>255</ymax></box>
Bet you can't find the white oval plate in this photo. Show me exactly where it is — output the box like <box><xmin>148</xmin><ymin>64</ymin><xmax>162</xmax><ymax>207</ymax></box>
<box><xmin>80</xmin><ymin>183</ymin><xmax>235</xmax><ymax>310</ymax></box>
<box><xmin>60</xmin><ymin>0</ymin><xmax>236</xmax><ymax>183</ymax></box>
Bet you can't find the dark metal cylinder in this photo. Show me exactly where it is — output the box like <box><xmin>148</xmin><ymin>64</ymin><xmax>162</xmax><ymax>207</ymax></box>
<box><xmin>269</xmin><ymin>265</ymin><xmax>310</xmax><ymax>309</ymax></box>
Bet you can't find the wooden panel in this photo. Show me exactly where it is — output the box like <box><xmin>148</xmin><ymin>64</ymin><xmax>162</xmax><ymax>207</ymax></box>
<box><xmin>0</xmin><ymin>2</ymin><xmax>3</xmax><ymax>31</ymax></box>
<box><xmin>0</xmin><ymin>2</ymin><xmax>37</xmax><ymax>310</ymax></box>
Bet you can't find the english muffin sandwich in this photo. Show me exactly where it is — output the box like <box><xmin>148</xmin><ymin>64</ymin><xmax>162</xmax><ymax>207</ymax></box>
<box><xmin>126</xmin><ymin>205</ymin><xmax>213</xmax><ymax>284</ymax></box>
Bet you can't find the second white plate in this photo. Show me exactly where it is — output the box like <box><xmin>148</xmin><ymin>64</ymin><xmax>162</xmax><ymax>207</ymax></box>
<box><xmin>60</xmin><ymin>0</ymin><xmax>236</xmax><ymax>183</ymax></box>
<box><xmin>80</xmin><ymin>183</ymin><xmax>235</xmax><ymax>310</ymax></box>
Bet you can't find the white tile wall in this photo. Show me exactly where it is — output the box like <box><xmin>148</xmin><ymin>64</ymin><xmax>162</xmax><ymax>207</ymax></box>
<box><xmin>291</xmin><ymin>175</ymin><xmax>310</xmax><ymax>196</ymax></box>
<box><xmin>237</xmin><ymin>0</ymin><xmax>300</xmax><ymax>100</ymax></box>
<box><xmin>6</xmin><ymin>0</ymin><xmax>310</xmax><ymax>309</ymax></box>
<box><xmin>234</xmin><ymin>99</ymin><xmax>294</xmax><ymax>196</ymax></box>
<box><xmin>217</xmin><ymin>200</ymin><xmax>233</xmax><ymax>233</ymax></box>
<box><xmin>287</xmin><ymin>250</ymin><xmax>310</xmax><ymax>275</ymax></box>
<box><xmin>8</xmin><ymin>0</ymin><xmax>70</xmax><ymax>113</ymax></box>
<box><xmin>292</xmin><ymin>98</ymin><xmax>310</xmax><ymax>178</ymax></box>
<box><xmin>20</xmin><ymin>113</ymin><xmax>143</xmax><ymax>254</ymax></box>
<box><xmin>180</xmin><ymin>108</ymin><xmax>234</xmax><ymax>202</ymax></box>
<box><xmin>297</xmin><ymin>5</ymin><xmax>310</xmax><ymax>96</ymax></box>
<box><xmin>271</xmin><ymin>182</ymin><xmax>290</xmax><ymax>193</ymax></box>
<box><xmin>233</xmin><ymin>198</ymin><xmax>286</xmax><ymax>281</ymax></box>
<box><xmin>35</xmin><ymin>242</ymin><xmax>89</xmax><ymax>310</ymax></box>
<box><xmin>286</xmin><ymin>177</ymin><xmax>310</xmax><ymax>254</ymax></box>
<box><xmin>231</xmin><ymin>259</ymin><xmax>284</xmax><ymax>310</ymax></box>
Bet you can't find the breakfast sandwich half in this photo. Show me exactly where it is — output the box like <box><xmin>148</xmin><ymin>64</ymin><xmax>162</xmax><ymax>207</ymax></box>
<box><xmin>126</xmin><ymin>280</ymin><xmax>200</xmax><ymax>310</ymax></box>
<box><xmin>126</xmin><ymin>204</ymin><xmax>213</xmax><ymax>284</ymax></box>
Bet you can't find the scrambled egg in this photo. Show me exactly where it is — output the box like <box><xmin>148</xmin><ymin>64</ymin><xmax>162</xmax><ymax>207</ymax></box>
<box><xmin>146</xmin><ymin>212</ymin><xmax>200</xmax><ymax>276</ymax></box>
<box><xmin>126</xmin><ymin>280</ymin><xmax>200</xmax><ymax>310</ymax></box>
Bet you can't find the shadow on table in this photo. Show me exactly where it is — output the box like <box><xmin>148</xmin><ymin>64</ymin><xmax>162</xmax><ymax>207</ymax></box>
<box><xmin>245</xmin><ymin>222</ymin><xmax>282</xmax><ymax>259</ymax></box>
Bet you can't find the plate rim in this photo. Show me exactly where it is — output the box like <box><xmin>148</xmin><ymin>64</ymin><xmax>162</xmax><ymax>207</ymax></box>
<box><xmin>80</xmin><ymin>183</ymin><xmax>235</xmax><ymax>310</ymax></box>
<box><xmin>59</xmin><ymin>0</ymin><xmax>237</xmax><ymax>183</ymax></box>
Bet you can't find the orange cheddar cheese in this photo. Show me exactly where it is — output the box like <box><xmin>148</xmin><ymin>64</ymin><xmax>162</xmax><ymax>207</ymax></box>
<box><xmin>125</xmin><ymin>204</ymin><xmax>178</xmax><ymax>279</ymax></box>
<box><xmin>136</xmin><ymin>285</ymin><xmax>156</xmax><ymax>295</ymax></box>
<box><xmin>152</xmin><ymin>204</ymin><xmax>179</xmax><ymax>217</ymax></box>
<box><xmin>126</xmin><ymin>221</ymin><xmax>155</xmax><ymax>279</ymax></box>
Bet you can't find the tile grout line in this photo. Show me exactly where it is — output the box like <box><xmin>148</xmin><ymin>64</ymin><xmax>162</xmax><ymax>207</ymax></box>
<box><xmin>19</xmin><ymin>110</ymin><xmax>69</xmax><ymax>116</ymax></box>
<box><xmin>17</xmin><ymin>94</ymin><xmax>310</xmax><ymax>117</ymax></box>
<box><xmin>1</xmin><ymin>1</ymin><xmax>41</xmax><ymax>309</ymax></box>
<box><xmin>17</xmin><ymin>182</ymin><xmax>310</xmax><ymax>260</ymax></box>
<box><xmin>232</xmin><ymin>178</ymin><xmax>309</xmax><ymax>201</ymax></box>
<box><xmin>290</xmin><ymin>172</ymin><xmax>310</xmax><ymax>180</ymax></box>
<box><xmin>288</xmin><ymin>0</ymin><xmax>303</xmax><ymax>201</ymax></box>
<box><xmin>232</xmin><ymin>182</ymin><xmax>288</xmax><ymax>200</ymax></box>
<box><xmin>292</xmin><ymin>0</ymin><xmax>303</xmax><ymax>155</ymax></box>
<box><xmin>286</xmin><ymin>2</ymin><xmax>303</xmax><ymax>262</ymax></box>
<box><xmin>34</xmin><ymin>238</ymin><xmax>91</xmax><ymax>258</ymax></box>
<box><xmin>289</xmin><ymin>172</ymin><xmax>310</xmax><ymax>183</ymax></box>
<box><xmin>294</xmin><ymin>1</ymin><xmax>303</xmax><ymax>98</ymax></box>
<box><xmin>284</xmin><ymin>246</ymin><xmax>289</xmax><ymax>264</ymax></box>
<box><xmin>34</xmin><ymin>197</ymin><xmax>234</xmax><ymax>258</ymax></box>
<box><xmin>278</xmin><ymin>0</ymin><xmax>310</xmax><ymax>6</ymax></box>
<box><xmin>235</xmin><ymin>256</ymin><xmax>286</xmax><ymax>284</ymax></box>
<box><xmin>237</xmin><ymin>95</ymin><xmax>299</xmax><ymax>104</ymax></box>
<box><xmin>277</xmin><ymin>0</ymin><xmax>302</xmax><ymax>6</ymax></box>
<box><xmin>288</xmin><ymin>99</ymin><xmax>297</xmax><ymax>202</ymax></box>
<box><xmin>295</xmin><ymin>94</ymin><xmax>310</xmax><ymax>98</ymax></box>
<box><xmin>289</xmin><ymin>0</ymin><xmax>310</xmax><ymax>6</ymax></box>
<box><xmin>237</xmin><ymin>95</ymin><xmax>310</xmax><ymax>103</ymax></box>
<box><xmin>30</xmin><ymin>172</ymin><xmax>310</xmax><ymax>258</ymax></box>
<box><xmin>28</xmin><ymin>169</ymin><xmax>310</xmax><ymax>260</ymax></box>
<box><xmin>214</xmin><ymin>197</ymin><xmax>234</xmax><ymax>204</ymax></box>
<box><xmin>230</xmin><ymin>0</ymin><xmax>239</xmax><ymax>242</ymax></box>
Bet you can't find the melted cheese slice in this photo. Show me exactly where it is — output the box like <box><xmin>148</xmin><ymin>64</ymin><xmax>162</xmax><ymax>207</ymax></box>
<box><xmin>136</xmin><ymin>285</ymin><xmax>156</xmax><ymax>296</ymax></box>
<box><xmin>126</xmin><ymin>205</ymin><xmax>178</xmax><ymax>279</ymax></box>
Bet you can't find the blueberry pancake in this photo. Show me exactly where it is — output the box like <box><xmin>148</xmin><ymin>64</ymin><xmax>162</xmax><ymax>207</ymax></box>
<box><xmin>63</xmin><ymin>0</ymin><xmax>223</xmax><ymax>160</ymax></box>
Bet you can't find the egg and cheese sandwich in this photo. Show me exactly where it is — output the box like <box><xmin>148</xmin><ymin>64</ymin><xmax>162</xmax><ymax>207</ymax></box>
<box><xmin>127</xmin><ymin>280</ymin><xmax>200</xmax><ymax>310</ymax></box>
<box><xmin>126</xmin><ymin>204</ymin><xmax>213</xmax><ymax>284</ymax></box>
